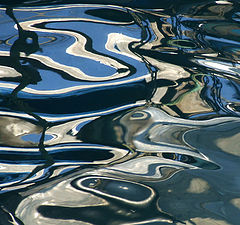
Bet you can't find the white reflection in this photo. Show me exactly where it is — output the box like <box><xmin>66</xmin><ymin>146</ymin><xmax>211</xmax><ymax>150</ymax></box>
<box><xmin>19</xmin><ymin>18</ymin><xmax>132</xmax><ymax>81</ymax></box>
<box><xmin>0</xmin><ymin>65</ymin><xmax>22</xmax><ymax>78</ymax></box>
<box><xmin>100</xmin><ymin>156</ymin><xmax>190</xmax><ymax>181</ymax></box>
<box><xmin>105</xmin><ymin>33</ymin><xmax>142</xmax><ymax>61</ymax></box>
<box><xmin>193</xmin><ymin>58</ymin><xmax>240</xmax><ymax>77</ymax></box>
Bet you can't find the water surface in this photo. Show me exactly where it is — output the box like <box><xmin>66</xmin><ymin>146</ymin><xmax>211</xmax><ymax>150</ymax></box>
<box><xmin>0</xmin><ymin>1</ymin><xmax>240</xmax><ymax>224</ymax></box>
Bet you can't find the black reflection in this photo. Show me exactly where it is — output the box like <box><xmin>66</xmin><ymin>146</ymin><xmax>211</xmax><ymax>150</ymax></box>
<box><xmin>37</xmin><ymin>204</ymin><xmax>177</xmax><ymax>225</ymax></box>
<box><xmin>77</xmin><ymin>109</ymin><xmax>129</xmax><ymax>148</ymax></box>
<box><xmin>85</xmin><ymin>8</ymin><xmax>133</xmax><ymax>22</ymax></box>
<box><xmin>162</xmin><ymin>153</ymin><xmax>220</xmax><ymax>170</ymax></box>
<box><xmin>0</xmin><ymin>149</ymin><xmax>114</xmax><ymax>165</ymax></box>
<box><xmin>0</xmin><ymin>205</ymin><xmax>24</xmax><ymax>225</ymax></box>
<box><xmin>11</xmin><ymin>82</ymin><xmax>147</xmax><ymax>114</ymax></box>
<box><xmin>1</xmin><ymin>7</ymin><xmax>53</xmax><ymax>188</ymax></box>
<box><xmin>6</xmin><ymin>7</ymin><xmax>42</xmax><ymax>98</ymax></box>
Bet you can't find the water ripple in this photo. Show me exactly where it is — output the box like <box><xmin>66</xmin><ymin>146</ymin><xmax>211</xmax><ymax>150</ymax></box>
<box><xmin>0</xmin><ymin>2</ymin><xmax>240</xmax><ymax>225</ymax></box>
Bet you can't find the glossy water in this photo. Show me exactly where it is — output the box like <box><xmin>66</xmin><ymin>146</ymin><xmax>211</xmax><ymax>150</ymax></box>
<box><xmin>0</xmin><ymin>1</ymin><xmax>240</xmax><ymax>224</ymax></box>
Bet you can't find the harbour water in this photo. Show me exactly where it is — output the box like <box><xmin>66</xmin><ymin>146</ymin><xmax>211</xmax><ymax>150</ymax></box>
<box><xmin>0</xmin><ymin>1</ymin><xmax>240</xmax><ymax>224</ymax></box>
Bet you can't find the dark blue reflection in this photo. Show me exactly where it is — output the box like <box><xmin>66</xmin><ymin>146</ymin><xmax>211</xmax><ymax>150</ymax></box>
<box><xmin>80</xmin><ymin>177</ymin><xmax>152</xmax><ymax>202</ymax></box>
<box><xmin>0</xmin><ymin>172</ymin><xmax>28</xmax><ymax>185</ymax></box>
<box><xmin>0</xmin><ymin>148</ymin><xmax>114</xmax><ymax>164</ymax></box>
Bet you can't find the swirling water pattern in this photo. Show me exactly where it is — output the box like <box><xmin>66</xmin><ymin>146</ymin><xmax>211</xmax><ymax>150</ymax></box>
<box><xmin>0</xmin><ymin>1</ymin><xmax>240</xmax><ymax>224</ymax></box>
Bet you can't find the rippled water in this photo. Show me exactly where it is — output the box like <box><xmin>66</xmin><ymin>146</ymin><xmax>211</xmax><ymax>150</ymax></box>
<box><xmin>0</xmin><ymin>1</ymin><xmax>240</xmax><ymax>224</ymax></box>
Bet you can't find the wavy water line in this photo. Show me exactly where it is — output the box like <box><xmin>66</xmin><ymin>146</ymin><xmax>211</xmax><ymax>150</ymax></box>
<box><xmin>4</xmin><ymin>49</ymin><xmax>125</xmax><ymax>82</ymax></box>
<box><xmin>193</xmin><ymin>58</ymin><xmax>240</xmax><ymax>78</ymax></box>
<box><xmin>8</xmin><ymin>4</ymin><xmax>129</xmax><ymax>12</ymax></box>
<box><xmin>0</xmin><ymin>101</ymin><xmax>145</xmax><ymax>122</ymax></box>
<box><xmin>74</xmin><ymin>176</ymin><xmax>156</xmax><ymax>206</ymax></box>
<box><xmin>0</xmin><ymin>144</ymin><xmax>130</xmax><ymax>190</ymax></box>
<box><xmin>0</xmin><ymin>65</ymin><xmax>149</xmax><ymax>95</ymax></box>
<box><xmin>0</xmin><ymin>144</ymin><xmax>129</xmax><ymax>153</ymax></box>
<box><xmin>17</xmin><ymin>18</ymin><xmax>137</xmax><ymax>81</ymax></box>
<box><xmin>101</xmin><ymin>156</ymin><xmax>192</xmax><ymax>178</ymax></box>
<box><xmin>0</xmin><ymin>165</ymin><xmax>45</xmax><ymax>188</ymax></box>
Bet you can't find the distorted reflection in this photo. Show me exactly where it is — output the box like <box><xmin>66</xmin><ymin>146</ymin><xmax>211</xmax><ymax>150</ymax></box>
<box><xmin>0</xmin><ymin>1</ymin><xmax>239</xmax><ymax>225</ymax></box>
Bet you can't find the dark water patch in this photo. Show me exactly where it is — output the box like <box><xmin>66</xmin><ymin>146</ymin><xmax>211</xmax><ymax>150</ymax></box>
<box><xmin>85</xmin><ymin>8</ymin><xmax>133</xmax><ymax>23</ymax></box>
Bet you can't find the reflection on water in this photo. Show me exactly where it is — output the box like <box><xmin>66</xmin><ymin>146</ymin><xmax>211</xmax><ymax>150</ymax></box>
<box><xmin>0</xmin><ymin>1</ymin><xmax>240</xmax><ymax>224</ymax></box>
